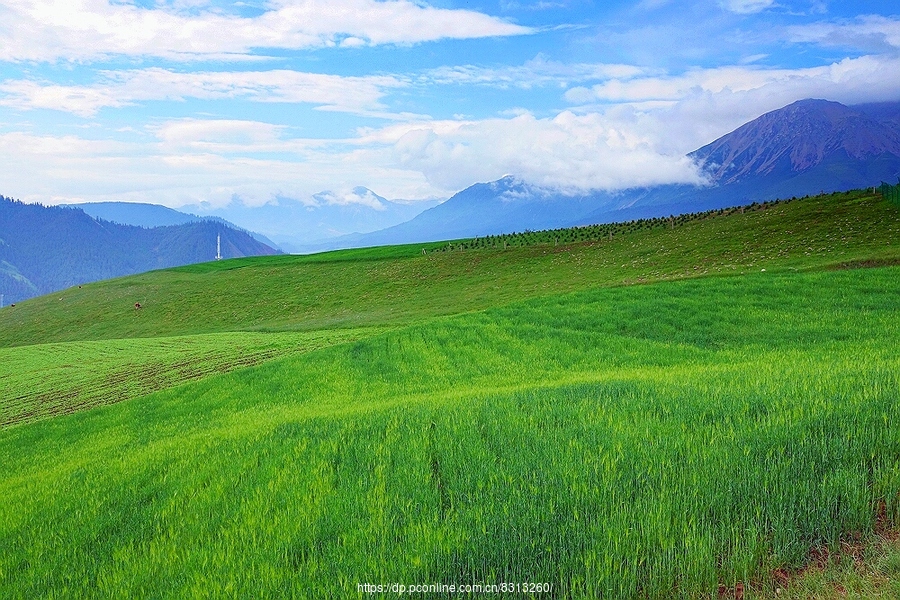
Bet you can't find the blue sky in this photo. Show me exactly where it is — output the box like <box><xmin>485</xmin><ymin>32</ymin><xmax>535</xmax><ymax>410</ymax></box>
<box><xmin>0</xmin><ymin>0</ymin><xmax>898</xmax><ymax>209</ymax></box>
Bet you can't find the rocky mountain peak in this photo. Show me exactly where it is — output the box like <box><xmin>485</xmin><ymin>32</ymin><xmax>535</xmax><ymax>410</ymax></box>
<box><xmin>690</xmin><ymin>99</ymin><xmax>900</xmax><ymax>185</ymax></box>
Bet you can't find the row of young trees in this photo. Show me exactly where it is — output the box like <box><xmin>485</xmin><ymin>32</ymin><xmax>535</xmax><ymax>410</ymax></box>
<box><xmin>432</xmin><ymin>196</ymin><xmax>799</xmax><ymax>253</ymax></box>
<box><xmin>879</xmin><ymin>180</ymin><xmax>900</xmax><ymax>206</ymax></box>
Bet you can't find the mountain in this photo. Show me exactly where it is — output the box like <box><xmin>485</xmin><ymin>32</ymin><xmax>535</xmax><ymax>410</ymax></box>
<box><xmin>351</xmin><ymin>99</ymin><xmax>900</xmax><ymax>246</ymax></box>
<box><xmin>184</xmin><ymin>188</ymin><xmax>442</xmax><ymax>252</ymax></box>
<box><xmin>67</xmin><ymin>202</ymin><xmax>207</xmax><ymax>228</ymax></box>
<box><xmin>67</xmin><ymin>202</ymin><xmax>281</xmax><ymax>250</ymax></box>
<box><xmin>0</xmin><ymin>197</ymin><xmax>279</xmax><ymax>305</ymax></box>
<box><xmin>342</xmin><ymin>177</ymin><xmax>614</xmax><ymax>246</ymax></box>
<box><xmin>689</xmin><ymin>98</ymin><xmax>900</xmax><ymax>195</ymax></box>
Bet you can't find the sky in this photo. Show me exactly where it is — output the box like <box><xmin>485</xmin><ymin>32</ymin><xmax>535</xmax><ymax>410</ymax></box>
<box><xmin>0</xmin><ymin>0</ymin><xmax>899</xmax><ymax>210</ymax></box>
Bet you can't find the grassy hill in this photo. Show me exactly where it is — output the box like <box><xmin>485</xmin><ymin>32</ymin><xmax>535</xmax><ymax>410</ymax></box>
<box><xmin>1</xmin><ymin>188</ymin><xmax>899</xmax><ymax>598</ymax></box>
<box><xmin>1</xmin><ymin>189</ymin><xmax>897</xmax><ymax>347</ymax></box>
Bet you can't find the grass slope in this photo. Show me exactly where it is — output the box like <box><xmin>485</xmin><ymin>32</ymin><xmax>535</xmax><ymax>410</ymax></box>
<box><xmin>0</xmin><ymin>189</ymin><xmax>897</xmax><ymax>348</ymax></box>
<box><xmin>0</xmin><ymin>328</ymin><xmax>380</xmax><ymax>428</ymax></box>
<box><xmin>0</xmin><ymin>189</ymin><xmax>899</xmax><ymax>598</ymax></box>
<box><xmin>3</xmin><ymin>189</ymin><xmax>897</xmax><ymax>430</ymax></box>
<box><xmin>1</xmin><ymin>269</ymin><xmax>900</xmax><ymax>597</ymax></box>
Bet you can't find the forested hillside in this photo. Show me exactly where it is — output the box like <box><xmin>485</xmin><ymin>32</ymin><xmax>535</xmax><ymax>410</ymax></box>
<box><xmin>0</xmin><ymin>196</ymin><xmax>278</xmax><ymax>305</ymax></box>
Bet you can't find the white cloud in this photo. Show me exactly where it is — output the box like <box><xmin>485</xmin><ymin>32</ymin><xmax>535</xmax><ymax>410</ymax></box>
<box><xmin>738</xmin><ymin>53</ymin><xmax>768</xmax><ymax>64</ymax></box>
<box><xmin>0</xmin><ymin>127</ymin><xmax>436</xmax><ymax>208</ymax></box>
<box><xmin>787</xmin><ymin>15</ymin><xmax>900</xmax><ymax>51</ymax></box>
<box><xmin>314</xmin><ymin>189</ymin><xmax>386</xmax><ymax>210</ymax></box>
<box><xmin>720</xmin><ymin>0</ymin><xmax>775</xmax><ymax>14</ymax></box>
<box><xmin>0</xmin><ymin>106</ymin><xmax>709</xmax><ymax>211</ymax></box>
<box><xmin>566</xmin><ymin>54</ymin><xmax>900</xmax><ymax>107</ymax></box>
<box><xmin>0</xmin><ymin>0</ymin><xmax>531</xmax><ymax>62</ymax></box>
<box><xmin>0</xmin><ymin>80</ymin><xmax>130</xmax><ymax>116</ymax></box>
<box><xmin>425</xmin><ymin>57</ymin><xmax>648</xmax><ymax>89</ymax></box>
<box><xmin>0</xmin><ymin>57</ymin><xmax>654</xmax><ymax>119</ymax></box>
<box><xmin>356</xmin><ymin>112</ymin><xmax>706</xmax><ymax>193</ymax></box>
<box><xmin>152</xmin><ymin>119</ymin><xmax>295</xmax><ymax>153</ymax></box>
<box><xmin>0</xmin><ymin>68</ymin><xmax>408</xmax><ymax>117</ymax></box>
<box><xmin>559</xmin><ymin>54</ymin><xmax>900</xmax><ymax>156</ymax></box>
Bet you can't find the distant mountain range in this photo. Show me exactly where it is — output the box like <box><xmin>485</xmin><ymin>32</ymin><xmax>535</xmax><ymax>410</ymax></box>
<box><xmin>67</xmin><ymin>202</ymin><xmax>281</xmax><ymax>250</ymax></box>
<box><xmin>344</xmin><ymin>99</ymin><xmax>900</xmax><ymax>248</ymax></box>
<box><xmin>65</xmin><ymin>202</ymin><xmax>212</xmax><ymax>228</ymax></box>
<box><xmin>45</xmin><ymin>98</ymin><xmax>900</xmax><ymax>255</ymax></box>
<box><xmin>182</xmin><ymin>188</ymin><xmax>442</xmax><ymax>253</ymax></box>
<box><xmin>0</xmin><ymin>199</ymin><xmax>278</xmax><ymax>305</ymax></box>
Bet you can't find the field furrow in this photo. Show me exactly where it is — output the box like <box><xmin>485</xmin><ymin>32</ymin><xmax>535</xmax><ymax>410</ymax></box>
<box><xmin>0</xmin><ymin>328</ymin><xmax>383</xmax><ymax>428</ymax></box>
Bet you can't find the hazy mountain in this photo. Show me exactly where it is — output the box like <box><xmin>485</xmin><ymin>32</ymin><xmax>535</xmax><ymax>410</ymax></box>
<box><xmin>68</xmin><ymin>201</ymin><xmax>281</xmax><ymax>250</ymax></box>
<box><xmin>185</xmin><ymin>188</ymin><xmax>442</xmax><ymax>252</ymax></box>
<box><xmin>339</xmin><ymin>177</ymin><xmax>611</xmax><ymax>246</ymax></box>
<box><xmin>68</xmin><ymin>202</ymin><xmax>207</xmax><ymax>228</ymax></box>
<box><xmin>0</xmin><ymin>197</ymin><xmax>279</xmax><ymax>305</ymax></box>
<box><xmin>350</xmin><ymin>99</ymin><xmax>900</xmax><ymax>246</ymax></box>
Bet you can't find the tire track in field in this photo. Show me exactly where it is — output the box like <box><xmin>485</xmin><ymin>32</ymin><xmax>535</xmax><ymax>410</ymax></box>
<box><xmin>0</xmin><ymin>330</ymin><xmax>379</xmax><ymax>429</ymax></box>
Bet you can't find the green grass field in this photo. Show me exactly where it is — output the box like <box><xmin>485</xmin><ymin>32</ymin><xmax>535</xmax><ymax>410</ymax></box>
<box><xmin>1</xmin><ymin>189</ymin><xmax>896</xmax><ymax>348</ymax></box>
<box><xmin>0</xmin><ymin>189</ymin><xmax>899</xmax><ymax>598</ymax></box>
<box><xmin>0</xmin><ymin>328</ymin><xmax>381</xmax><ymax>428</ymax></box>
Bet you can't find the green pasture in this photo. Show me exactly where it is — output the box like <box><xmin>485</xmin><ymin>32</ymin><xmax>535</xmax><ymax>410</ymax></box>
<box><xmin>1</xmin><ymin>266</ymin><xmax>899</xmax><ymax>598</ymax></box>
<box><xmin>0</xmin><ymin>189</ymin><xmax>899</xmax><ymax>598</ymax></box>
<box><xmin>1</xmin><ymin>189</ymin><xmax>897</xmax><ymax>348</ymax></box>
<box><xmin>0</xmin><ymin>328</ymin><xmax>379</xmax><ymax>428</ymax></box>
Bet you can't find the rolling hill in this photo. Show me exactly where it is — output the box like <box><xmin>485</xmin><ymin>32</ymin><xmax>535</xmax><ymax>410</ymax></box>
<box><xmin>1</xmin><ymin>188</ymin><xmax>899</xmax><ymax>598</ymax></box>
<box><xmin>2</xmin><ymin>188</ymin><xmax>896</xmax><ymax>348</ymax></box>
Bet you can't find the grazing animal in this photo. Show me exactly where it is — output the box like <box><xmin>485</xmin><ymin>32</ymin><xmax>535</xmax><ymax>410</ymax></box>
<box><xmin>134</xmin><ymin>302</ymin><xmax>142</xmax><ymax>310</ymax></box>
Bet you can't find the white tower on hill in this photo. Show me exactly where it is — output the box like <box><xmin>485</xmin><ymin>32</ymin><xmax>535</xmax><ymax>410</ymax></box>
<box><xmin>216</xmin><ymin>234</ymin><xmax>222</xmax><ymax>260</ymax></box>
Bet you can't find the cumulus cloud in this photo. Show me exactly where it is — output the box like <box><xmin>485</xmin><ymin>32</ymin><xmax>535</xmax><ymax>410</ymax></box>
<box><xmin>0</xmin><ymin>0</ymin><xmax>531</xmax><ymax>62</ymax></box>
<box><xmin>356</xmin><ymin>111</ymin><xmax>706</xmax><ymax>193</ymax></box>
<box><xmin>0</xmin><ymin>106</ymin><xmax>709</xmax><ymax>210</ymax></box>
<box><xmin>0</xmin><ymin>68</ymin><xmax>408</xmax><ymax>117</ymax></box>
